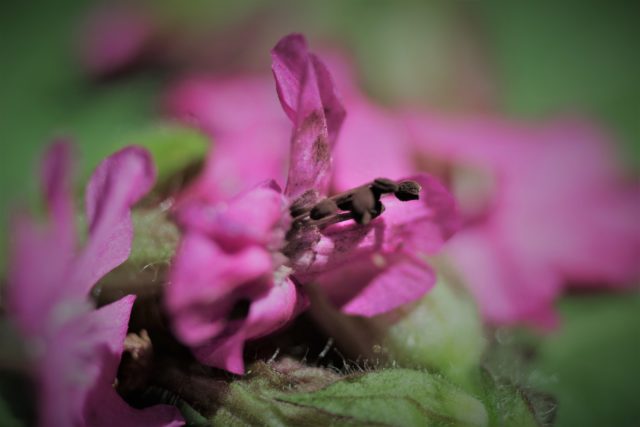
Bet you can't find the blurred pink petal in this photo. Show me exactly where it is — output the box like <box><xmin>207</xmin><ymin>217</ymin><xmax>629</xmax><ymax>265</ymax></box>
<box><xmin>193</xmin><ymin>276</ymin><xmax>305</xmax><ymax>374</ymax></box>
<box><xmin>164</xmin><ymin>76</ymin><xmax>291</xmax><ymax>203</ymax></box>
<box><xmin>7</xmin><ymin>143</ymin><xmax>183</xmax><ymax>426</ymax></box>
<box><xmin>80</xmin><ymin>4</ymin><xmax>154</xmax><ymax>77</ymax></box>
<box><xmin>315</xmin><ymin>255</ymin><xmax>436</xmax><ymax>317</ymax></box>
<box><xmin>406</xmin><ymin>112</ymin><xmax>640</xmax><ymax>327</ymax></box>
<box><xmin>167</xmin><ymin>231</ymin><xmax>275</xmax><ymax>346</ymax></box>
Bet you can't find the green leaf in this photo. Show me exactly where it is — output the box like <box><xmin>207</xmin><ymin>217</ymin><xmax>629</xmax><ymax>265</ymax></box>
<box><xmin>477</xmin><ymin>371</ymin><xmax>542</xmax><ymax>427</ymax></box>
<box><xmin>129</xmin><ymin>125</ymin><xmax>209</xmax><ymax>192</ymax></box>
<box><xmin>530</xmin><ymin>294</ymin><xmax>640</xmax><ymax>427</ymax></box>
<box><xmin>211</xmin><ymin>361</ymin><xmax>488</xmax><ymax>427</ymax></box>
<box><xmin>279</xmin><ymin>369</ymin><xmax>488</xmax><ymax>427</ymax></box>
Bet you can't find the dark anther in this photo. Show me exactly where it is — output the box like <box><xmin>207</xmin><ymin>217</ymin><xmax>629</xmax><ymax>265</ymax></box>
<box><xmin>351</xmin><ymin>187</ymin><xmax>376</xmax><ymax>225</ymax></box>
<box><xmin>394</xmin><ymin>180</ymin><xmax>421</xmax><ymax>201</ymax></box>
<box><xmin>335</xmin><ymin>193</ymin><xmax>354</xmax><ymax>211</ymax></box>
<box><xmin>289</xmin><ymin>177</ymin><xmax>418</xmax><ymax>229</ymax></box>
<box><xmin>372</xmin><ymin>178</ymin><xmax>399</xmax><ymax>194</ymax></box>
<box><xmin>372</xmin><ymin>200</ymin><xmax>385</xmax><ymax>218</ymax></box>
<box><xmin>310</xmin><ymin>199</ymin><xmax>338</xmax><ymax>220</ymax></box>
<box><xmin>228</xmin><ymin>298</ymin><xmax>251</xmax><ymax>320</ymax></box>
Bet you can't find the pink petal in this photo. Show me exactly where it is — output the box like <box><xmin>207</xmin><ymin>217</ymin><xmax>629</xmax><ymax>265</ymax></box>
<box><xmin>82</xmin><ymin>296</ymin><xmax>185</xmax><ymax>427</ymax></box>
<box><xmin>38</xmin><ymin>296</ymin><xmax>136</xmax><ymax>427</ymax></box>
<box><xmin>80</xmin><ymin>4</ymin><xmax>154</xmax><ymax>77</ymax></box>
<box><xmin>166</xmin><ymin>232</ymin><xmax>274</xmax><ymax>346</ymax></box>
<box><xmin>175</xmin><ymin>183</ymin><xmax>290</xmax><ymax>252</ymax></box>
<box><xmin>164</xmin><ymin>76</ymin><xmax>291</xmax><ymax>202</ymax></box>
<box><xmin>193</xmin><ymin>277</ymin><xmax>304</xmax><ymax>374</ymax></box>
<box><xmin>41</xmin><ymin>141</ymin><xmax>76</xmax><ymax>245</ymax></box>
<box><xmin>271</xmin><ymin>33</ymin><xmax>346</xmax><ymax>198</ymax></box>
<box><xmin>333</xmin><ymin>100</ymin><xmax>414</xmax><ymax>191</ymax></box>
<box><xmin>193</xmin><ymin>331</ymin><xmax>246</xmax><ymax>375</ymax></box>
<box><xmin>446</xmin><ymin>228</ymin><xmax>560</xmax><ymax>329</ymax></box>
<box><xmin>315</xmin><ymin>254</ymin><xmax>436</xmax><ymax>317</ymax></box>
<box><xmin>75</xmin><ymin>146</ymin><xmax>156</xmax><ymax>294</ymax></box>
<box><xmin>407</xmin><ymin>112</ymin><xmax>640</xmax><ymax>327</ymax></box>
<box><xmin>8</xmin><ymin>143</ymin><xmax>77</xmax><ymax>335</ymax></box>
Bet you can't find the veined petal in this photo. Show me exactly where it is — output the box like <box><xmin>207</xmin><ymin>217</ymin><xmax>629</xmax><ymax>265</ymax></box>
<box><xmin>39</xmin><ymin>296</ymin><xmax>136</xmax><ymax>427</ymax></box>
<box><xmin>175</xmin><ymin>183</ymin><xmax>290</xmax><ymax>252</ymax></box>
<box><xmin>272</xmin><ymin>33</ymin><xmax>346</xmax><ymax>198</ymax></box>
<box><xmin>447</xmin><ymin>227</ymin><xmax>560</xmax><ymax>329</ymax></box>
<box><xmin>167</xmin><ymin>232</ymin><xmax>274</xmax><ymax>346</ymax></box>
<box><xmin>314</xmin><ymin>254</ymin><xmax>436</xmax><ymax>317</ymax></box>
<box><xmin>333</xmin><ymin>101</ymin><xmax>413</xmax><ymax>191</ymax></box>
<box><xmin>193</xmin><ymin>277</ymin><xmax>304</xmax><ymax>374</ymax></box>
<box><xmin>164</xmin><ymin>76</ymin><xmax>291</xmax><ymax>202</ymax></box>
<box><xmin>76</xmin><ymin>146</ymin><xmax>156</xmax><ymax>294</ymax></box>
<box><xmin>82</xmin><ymin>296</ymin><xmax>185</xmax><ymax>427</ymax></box>
<box><xmin>8</xmin><ymin>142</ymin><xmax>77</xmax><ymax>335</ymax></box>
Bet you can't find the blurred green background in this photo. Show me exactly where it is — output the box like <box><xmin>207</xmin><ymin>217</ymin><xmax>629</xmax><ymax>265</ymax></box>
<box><xmin>1</xmin><ymin>1</ymin><xmax>639</xmax><ymax>426</ymax></box>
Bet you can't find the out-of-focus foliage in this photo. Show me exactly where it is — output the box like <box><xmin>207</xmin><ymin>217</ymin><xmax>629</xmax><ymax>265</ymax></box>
<box><xmin>531</xmin><ymin>294</ymin><xmax>640</xmax><ymax>427</ymax></box>
<box><xmin>1</xmin><ymin>1</ymin><xmax>638</xmax><ymax>426</ymax></box>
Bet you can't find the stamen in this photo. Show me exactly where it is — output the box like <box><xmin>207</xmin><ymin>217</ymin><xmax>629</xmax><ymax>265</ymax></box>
<box><xmin>289</xmin><ymin>177</ymin><xmax>421</xmax><ymax>229</ymax></box>
<box><xmin>372</xmin><ymin>177</ymin><xmax>399</xmax><ymax>194</ymax></box>
<box><xmin>395</xmin><ymin>180</ymin><xmax>421</xmax><ymax>201</ymax></box>
<box><xmin>309</xmin><ymin>198</ymin><xmax>338</xmax><ymax>220</ymax></box>
<box><xmin>351</xmin><ymin>187</ymin><xmax>376</xmax><ymax>225</ymax></box>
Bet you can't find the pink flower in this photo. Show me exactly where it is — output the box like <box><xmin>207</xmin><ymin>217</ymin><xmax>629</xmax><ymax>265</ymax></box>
<box><xmin>404</xmin><ymin>114</ymin><xmax>640</xmax><ymax>328</ymax></box>
<box><xmin>6</xmin><ymin>142</ymin><xmax>184</xmax><ymax>426</ymax></box>
<box><xmin>165</xmin><ymin>34</ymin><xmax>458</xmax><ymax>374</ymax></box>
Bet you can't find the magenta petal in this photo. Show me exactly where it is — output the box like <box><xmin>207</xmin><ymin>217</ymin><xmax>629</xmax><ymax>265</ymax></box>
<box><xmin>76</xmin><ymin>146</ymin><xmax>156</xmax><ymax>293</ymax></box>
<box><xmin>193</xmin><ymin>331</ymin><xmax>246</xmax><ymax>375</ymax></box>
<box><xmin>41</xmin><ymin>141</ymin><xmax>76</xmax><ymax>244</ymax></box>
<box><xmin>38</xmin><ymin>296</ymin><xmax>135</xmax><ymax>427</ymax></box>
<box><xmin>167</xmin><ymin>232</ymin><xmax>273</xmax><ymax>346</ymax></box>
<box><xmin>175</xmin><ymin>184</ymin><xmax>290</xmax><ymax>252</ymax></box>
<box><xmin>333</xmin><ymin>101</ymin><xmax>414</xmax><ymax>191</ymax></box>
<box><xmin>317</xmin><ymin>255</ymin><xmax>436</xmax><ymax>317</ymax></box>
<box><xmin>271</xmin><ymin>33</ymin><xmax>346</xmax><ymax>198</ymax></box>
<box><xmin>164</xmin><ymin>76</ymin><xmax>291</xmax><ymax>201</ymax></box>
<box><xmin>82</xmin><ymin>296</ymin><xmax>184</xmax><ymax>427</ymax></box>
<box><xmin>381</xmin><ymin>174</ymin><xmax>460</xmax><ymax>254</ymax></box>
<box><xmin>446</xmin><ymin>229</ymin><xmax>560</xmax><ymax>328</ymax></box>
<box><xmin>193</xmin><ymin>277</ymin><xmax>304</xmax><ymax>374</ymax></box>
<box><xmin>80</xmin><ymin>4</ymin><xmax>153</xmax><ymax>77</ymax></box>
<box><xmin>8</xmin><ymin>143</ymin><xmax>78</xmax><ymax>335</ymax></box>
<box><xmin>244</xmin><ymin>277</ymin><xmax>305</xmax><ymax>340</ymax></box>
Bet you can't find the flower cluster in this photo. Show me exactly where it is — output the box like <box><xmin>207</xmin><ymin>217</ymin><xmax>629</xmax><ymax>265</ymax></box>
<box><xmin>164</xmin><ymin>34</ymin><xmax>459</xmax><ymax>373</ymax></box>
<box><xmin>6</xmin><ymin>25</ymin><xmax>639</xmax><ymax>425</ymax></box>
